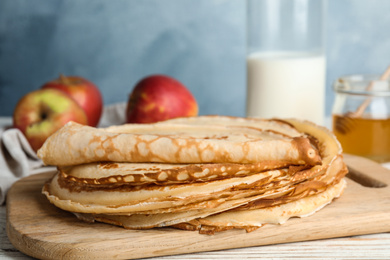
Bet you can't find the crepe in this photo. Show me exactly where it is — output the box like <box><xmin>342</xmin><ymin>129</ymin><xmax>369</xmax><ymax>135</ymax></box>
<box><xmin>37</xmin><ymin>118</ymin><xmax>321</xmax><ymax>166</ymax></box>
<box><xmin>39</xmin><ymin>116</ymin><xmax>347</xmax><ymax>234</ymax></box>
<box><xmin>180</xmin><ymin>179</ymin><xmax>347</xmax><ymax>235</ymax></box>
<box><xmin>43</xmin><ymin>152</ymin><xmax>346</xmax><ymax>230</ymax></box>
<box><xmin>57</xmin><ymin>160</ymin><xmax>294</xmax><ymax>186</ymax></box>
<box><xmin>70</xmin><ymin>155</ymin><xmax>347</xmax><ymax>231</ymax></box>
<box><xmin>74</xmin><ymin>178</ymin><xmax>346</xmax><ymax>233</ymax></box>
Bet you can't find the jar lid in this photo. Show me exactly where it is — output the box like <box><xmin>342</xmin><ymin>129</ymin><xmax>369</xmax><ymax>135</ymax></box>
<box><xmin>334</xmin><ymin>74</ymin><xmax>390</xmax><ymax>96</ymax></box>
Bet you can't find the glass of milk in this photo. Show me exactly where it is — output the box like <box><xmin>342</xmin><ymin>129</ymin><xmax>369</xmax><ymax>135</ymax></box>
<box><xmin>246</xmin><ymin>0</ymin><xmax>326</xmax><ymax>125</ymax></box>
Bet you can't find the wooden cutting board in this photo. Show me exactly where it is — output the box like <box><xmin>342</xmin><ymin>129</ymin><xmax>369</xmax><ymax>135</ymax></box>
<box><xmin>6</xmin><ymin>154</ymin><xmax>390</xmax><ymax>260</ymax></box>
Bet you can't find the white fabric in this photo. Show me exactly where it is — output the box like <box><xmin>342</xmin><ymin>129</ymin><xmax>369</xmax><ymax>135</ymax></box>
<box><xmin>98</xmin><ymin>102</ymin><xmax>126</xmax><ymax>127</ymax></box>
<box><xmin>0</xmin><ymin>128</ymin><xmax>42</xmax><ymax>204</ymax></box>
<box><xmin>0</xmin><ymin>103</ymin><xmax>127</xmax><ymax>204</ymax></box>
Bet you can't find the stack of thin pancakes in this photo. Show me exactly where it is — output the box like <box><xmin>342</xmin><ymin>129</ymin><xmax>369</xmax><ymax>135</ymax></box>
<box><xmin>38</xmin><ymin>116</ymin><xmax>348</xmax><ymax>235</ymax></box>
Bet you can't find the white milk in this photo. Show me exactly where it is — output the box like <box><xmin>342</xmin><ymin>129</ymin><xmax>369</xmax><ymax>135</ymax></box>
<box><xmin>246</xmin><ymin>52</ymin><xmax>326</xmax><ymax>125</ymax></box>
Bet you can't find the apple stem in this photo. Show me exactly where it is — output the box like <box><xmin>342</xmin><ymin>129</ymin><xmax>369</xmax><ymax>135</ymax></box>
<box><xmin>59</xmin><ymin>74</ymin><xmax>71</xmax><ymax>85</ymax></box>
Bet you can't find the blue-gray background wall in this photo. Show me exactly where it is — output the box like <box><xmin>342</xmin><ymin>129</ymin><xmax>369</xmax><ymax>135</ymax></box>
<box><xmin>1</xmin><ymin>0</ymin><xmax>389</xmax><ymax>119</ymax></box>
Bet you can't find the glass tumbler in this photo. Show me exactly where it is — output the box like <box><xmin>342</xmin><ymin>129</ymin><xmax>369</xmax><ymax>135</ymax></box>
<box><xmin>332</xmin><ymin>74</ymin><xmax>390</xmax><ymax>163</ymax></box>
<box><xmin>246</xmin><ymin>0</ymin><xmax>326</xmax><ymax>125</ymax></box>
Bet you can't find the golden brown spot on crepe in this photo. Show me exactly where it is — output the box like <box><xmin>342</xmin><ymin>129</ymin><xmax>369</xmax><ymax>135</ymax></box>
<box><xmin>288</xmin><ymin>165</ymin><xmax>311</xmax><ymax>176</ymax></box>
<box><xmin>87</xmin><ymin>134</ymin><xmax>123</xmax><ymax>162</ymax></box>
<box><xmin>99</xmin><ymin>162</ymin><xmax>119</xmax><ymax>169</ymax></box>
<box><xmin>203</xmin><ymin>136</ymin><xmax>229</xmax><ymax>140</ymax></box>
<box><xmin>173</xmin><ymin>222</ymin><xmax>260</xmax><ymax>235</ymax></box>
<box><xmin>194</xmin><ymin>169</ymin><xmax>209</xmax><ymax>178</ymax></box>
<box><xmin>270</xmin><ymin>118</ymin><xmax>296</xmax><ymax>129</ymax></box>
<box><xmin>292</xmin><ymin>137</ymin><xmax>322</xmax><ymax>166</ymax></box>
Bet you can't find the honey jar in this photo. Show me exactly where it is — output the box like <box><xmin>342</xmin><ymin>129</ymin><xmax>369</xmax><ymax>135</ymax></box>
<box><xmin>332</xmin><ymin>73</ymin><xmax>390</xmax><ymax>163</ymax></box>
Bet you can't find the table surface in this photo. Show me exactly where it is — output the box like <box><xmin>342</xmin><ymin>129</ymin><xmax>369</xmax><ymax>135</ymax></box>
<box><xmin>1</xmin><ymin>116</ymin><xmax>390</xmax><ymax>259</ymax></box>
<box><xmin>1</xmin><ymin>204</ymin><xmax>390</xmax><ymax>260</ymax></box>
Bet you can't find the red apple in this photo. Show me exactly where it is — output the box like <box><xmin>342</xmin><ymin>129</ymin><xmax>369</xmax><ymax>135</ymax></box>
<box><xmin>41</xmin><ymin>75</ymin><xmax>103</xmax><ymax>127</ymax></box>
<box><xmin>13</xmin><ymin>89</ymin><xmax>88</xmax><ymax>152</ymax></box>
<box><xmin>126</xmin><ymin>75</ymin><xmax>198</xmax><ymax>123</ymax></box>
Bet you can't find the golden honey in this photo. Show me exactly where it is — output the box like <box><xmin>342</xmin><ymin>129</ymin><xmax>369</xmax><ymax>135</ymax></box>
<box><xmin>332</xmin><ymin>114</ymin><xmax>390</xmax><ymax>163</ymax></box>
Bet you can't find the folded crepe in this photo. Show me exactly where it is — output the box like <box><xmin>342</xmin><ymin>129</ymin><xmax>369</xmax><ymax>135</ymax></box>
<box><xmin>39</xmin><ymin>116</ymin><xmax>347</xmax><ymax>234</ymax></box>
<box><xmin>37</xmin><ymin>117</ymin><xmax>321</xmax><ymax>166</ymax></box>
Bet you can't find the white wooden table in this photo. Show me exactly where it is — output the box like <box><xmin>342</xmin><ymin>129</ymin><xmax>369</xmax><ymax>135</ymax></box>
<box><xmin>1</xmin><ymin>116</ymin><xmax>390</xmax><ymax>259</ymax></box>
<box><xmin>1</xmin><ymin>206</ymin><xmax>390</xmax><ymax>260</ymax></box>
